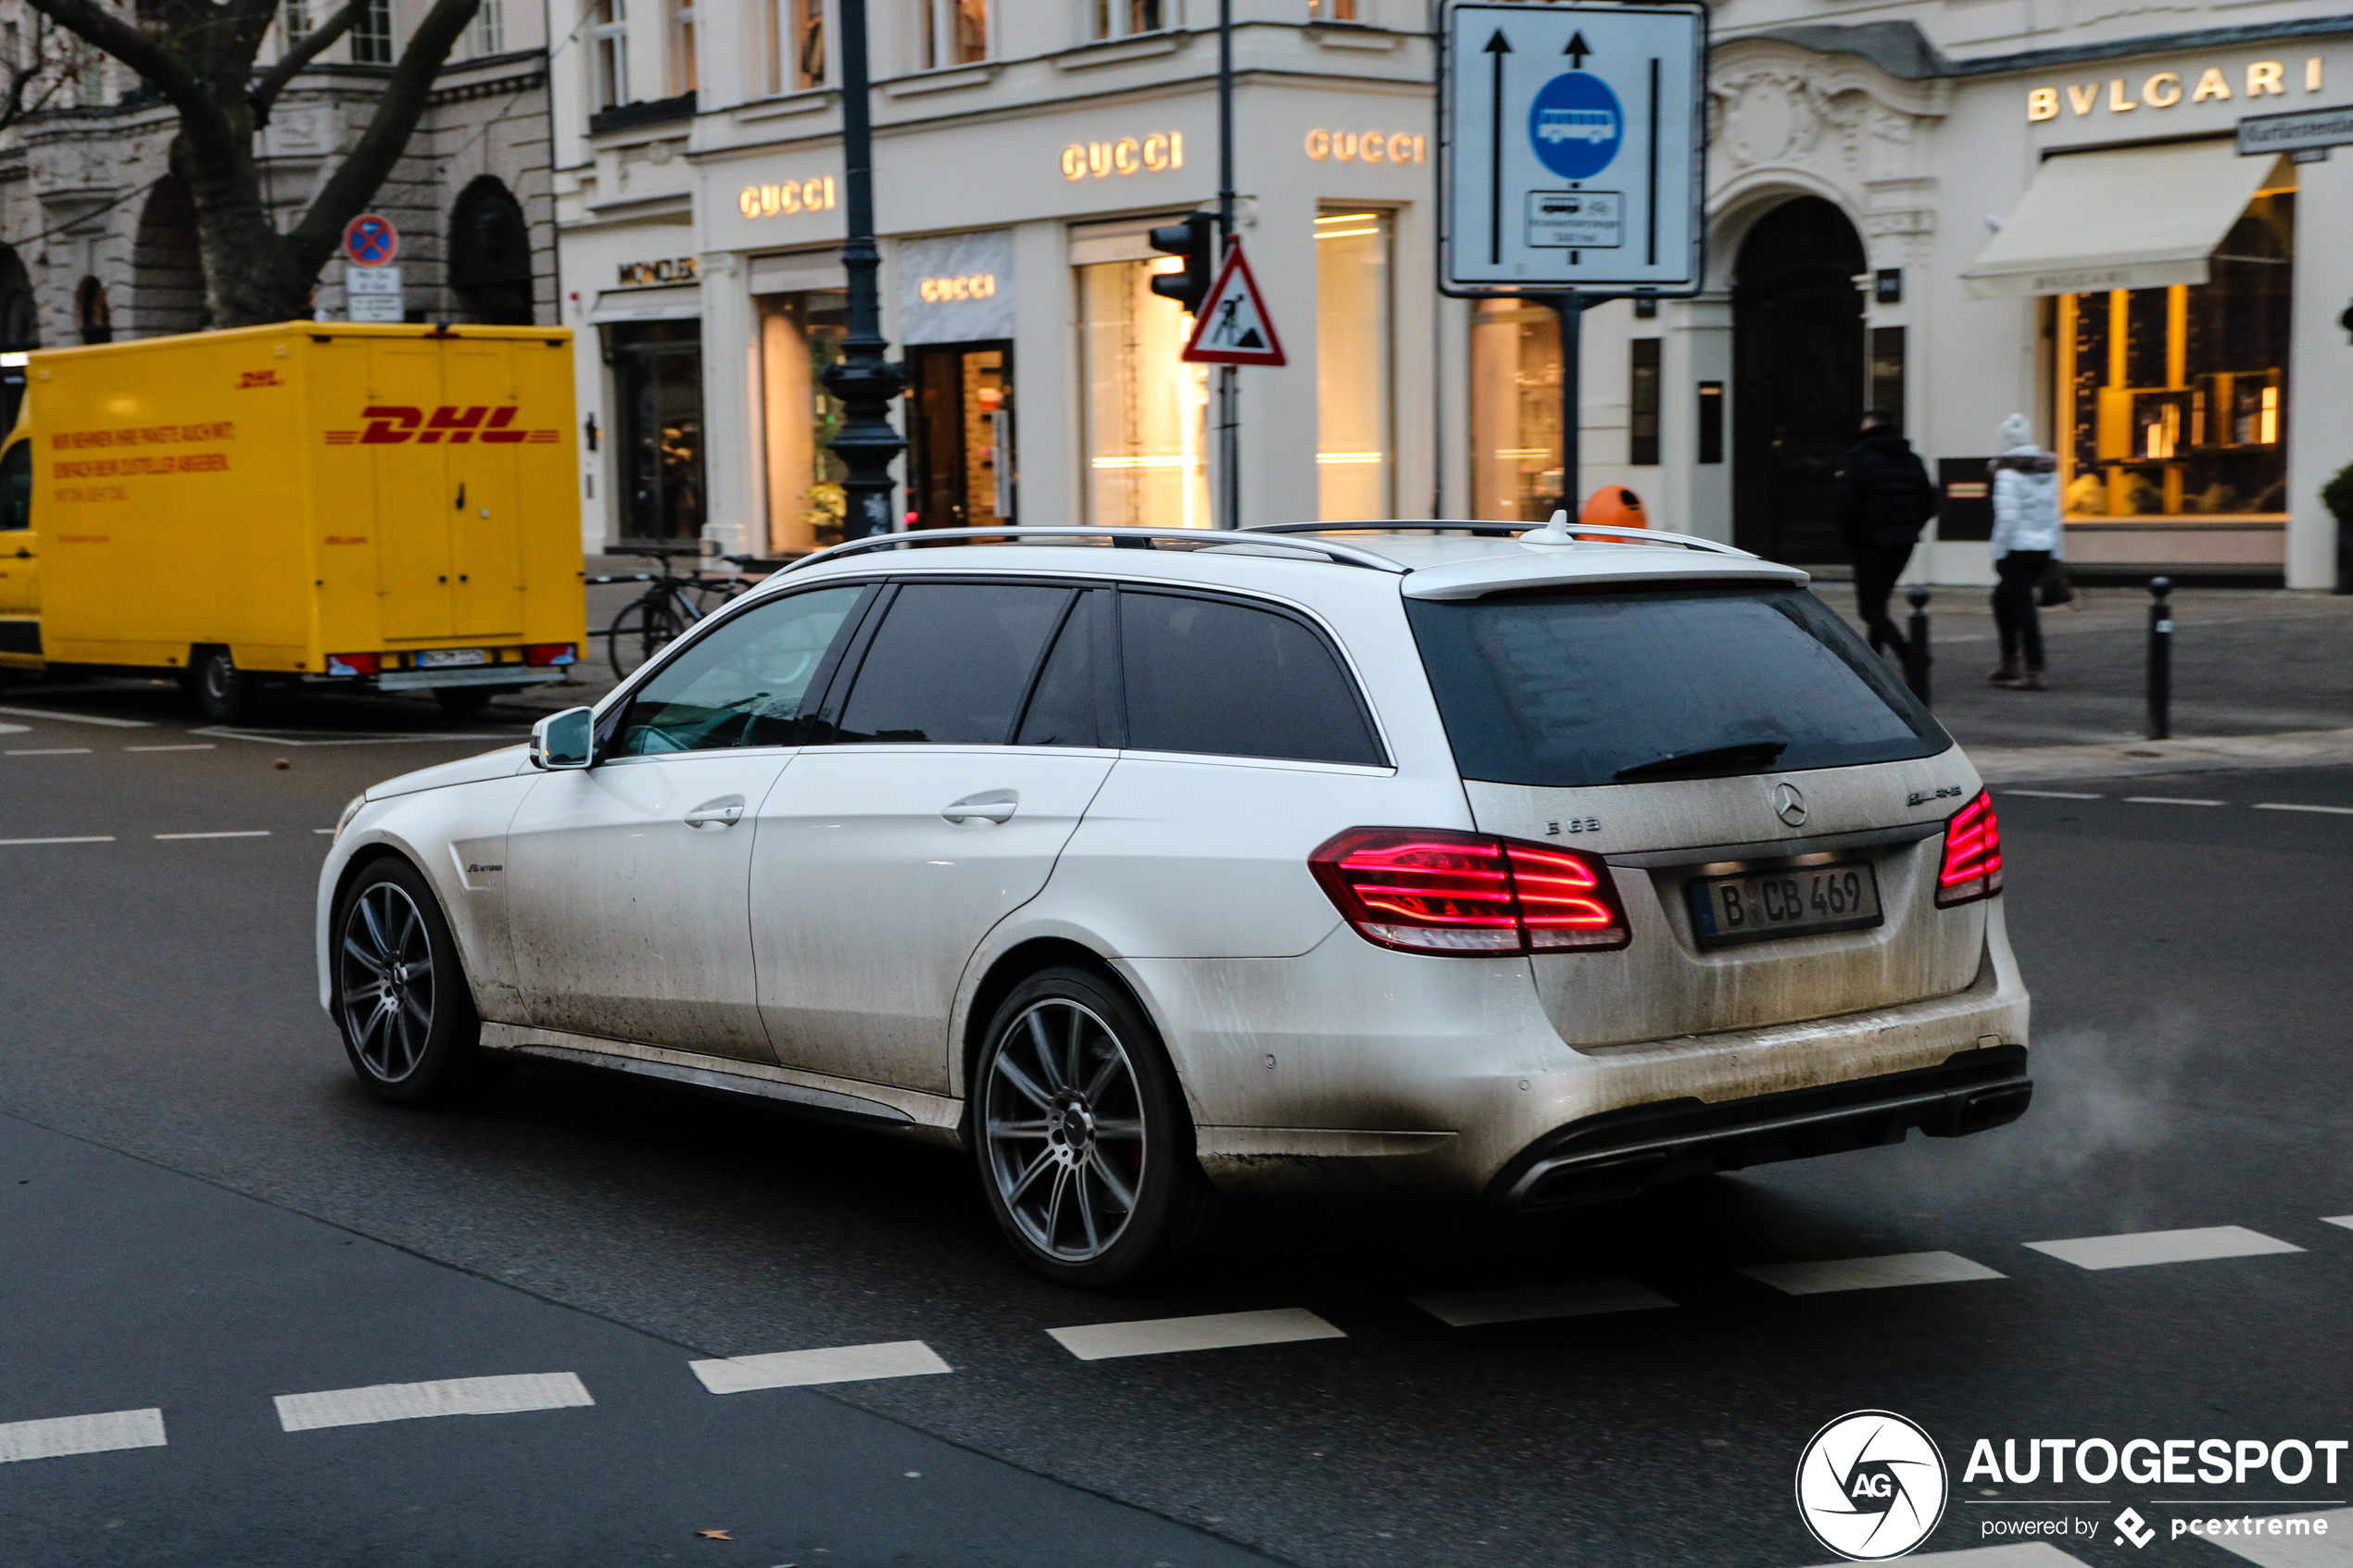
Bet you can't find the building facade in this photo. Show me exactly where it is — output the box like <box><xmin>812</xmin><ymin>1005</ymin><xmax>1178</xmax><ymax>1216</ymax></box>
<box><xmin>0</xmin><ymin>0</ymin><xmax>556</xmax><ymax>357</ymax></box>
<box><xmin>555</xmin><ymin>0</ymin><xmax>2353</xmax><ymax>589</ymax></box>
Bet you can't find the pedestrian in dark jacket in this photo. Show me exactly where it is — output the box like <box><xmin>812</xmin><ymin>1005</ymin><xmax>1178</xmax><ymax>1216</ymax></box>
<box><xmin>1832</xmin><ymin>410</ymin><xmax>1939</xmax><ymax>658</ymax></box>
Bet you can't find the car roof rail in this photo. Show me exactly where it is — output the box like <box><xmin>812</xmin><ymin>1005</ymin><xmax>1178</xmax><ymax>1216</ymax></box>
<box><xmin>1242</xmin><ymin>519</ymin><xmax>1757</xmax><ymax>558</ymax></box>
<box><xmin>774</xmin><ymin>525</ymin><xmax>1411</xmax><ymax>576</ymax></box>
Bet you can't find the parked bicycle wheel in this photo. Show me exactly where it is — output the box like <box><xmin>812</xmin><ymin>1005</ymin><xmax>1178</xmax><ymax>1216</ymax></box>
<box><xmin>608</xmin><ymin>596</ymin><xmax>685</xmax><ymax>680</ymax></box>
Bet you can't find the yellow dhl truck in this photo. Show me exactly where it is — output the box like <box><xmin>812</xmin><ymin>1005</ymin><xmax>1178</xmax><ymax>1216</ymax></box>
<box><xmin>0</xmin><ymin>322</ymin><xmax>586</xmax><ymax>721</ymax></box>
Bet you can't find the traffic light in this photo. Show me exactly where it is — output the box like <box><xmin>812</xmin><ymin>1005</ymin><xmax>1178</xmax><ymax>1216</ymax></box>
<box><xmin>1148</xmin><ymin>212</ymin><xmax>1217</xmax><ymax>315</ymax></box>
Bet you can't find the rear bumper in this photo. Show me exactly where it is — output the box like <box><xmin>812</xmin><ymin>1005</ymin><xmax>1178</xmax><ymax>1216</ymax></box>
<box><xmin>1488</xmin><ymin>1044</ymin><xmax>2032</xmax><ymax>1210</ymax></box>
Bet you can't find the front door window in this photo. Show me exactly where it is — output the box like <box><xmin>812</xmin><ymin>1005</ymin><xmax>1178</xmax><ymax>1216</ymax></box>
<box><xmin>907</xmin><ymin>342</ymin><xmax>1012</xmax><ymax>530</ymax></box>
<box><xmin>610</xmin><ymin>320</ymin><xmax>707</xmax><ymax>545</ymax></box>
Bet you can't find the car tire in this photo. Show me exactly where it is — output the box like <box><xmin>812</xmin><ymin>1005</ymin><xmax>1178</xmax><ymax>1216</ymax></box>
<box><xmin>331</xmin><ymin>857</ymin><xmax>501</xmax><ymax>1108</ymax></box>
<box><xmin>972</xmin><ymin>965</ymin><xmax>1215</xmax><ymax>1289</ymax></box>
<box><xmin>432</xmin><ymin>685</ymin><xmax>495</xmax><ymax>719</ymax></box>
<box><xmin>192</xmin><ymin>646</ymin><xmax>257</xmax><ymax>724</ymax></box>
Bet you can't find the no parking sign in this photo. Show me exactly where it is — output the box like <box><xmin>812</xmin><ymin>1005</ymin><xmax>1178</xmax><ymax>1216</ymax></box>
<box><xmin>344</xmin><ymin>214</ymin><xmax>398</xmax><ymax>267</ymax></box>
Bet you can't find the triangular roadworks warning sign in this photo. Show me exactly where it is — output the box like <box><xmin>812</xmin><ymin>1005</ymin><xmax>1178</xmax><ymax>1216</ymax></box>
<box><xmin>1181</xmin><ymin>241</ymin><xmax>1287</xmax><ymax>367</ymax></box>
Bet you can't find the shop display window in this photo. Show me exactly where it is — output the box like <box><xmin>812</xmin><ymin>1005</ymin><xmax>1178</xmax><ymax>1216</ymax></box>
<box><xmin>2057</xmin><ymin>182</ymin><xmax>2293</xmax><ymax>520</ymax></box>
<box><xmin>608</xmin><ymin>319</ymin><xmax>707</xmax><ymax>546</ymax></box>
<box><xmin>1468</xmin><ymin>297</ymin><xmax>1563</xmax><ymax>521</ymax></box>
<box><xmin>757</xmin><ymin>290</ymin><xmax>848</xmax><ymax>553</ymax></box>
<box><xmin>1076</xmin><ymin>257</ymin><xmax>1210</xmax><ymax>529</ymax></box>
<box><xmin>1315</xmin><ymin>208</ymin><xmax>1392</xmax><ymax>521</ymax></box>
<box><xmin>908</xmin><ymin>344</ymin><xmax>1013</xmax><ymax>531</ymax></box>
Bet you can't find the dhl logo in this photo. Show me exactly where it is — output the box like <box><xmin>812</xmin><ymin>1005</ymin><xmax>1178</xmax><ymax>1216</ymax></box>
<box><xmin>324</xmin><ymin>406</ymin><xmax>560</xmax><ymax>445</ymax></box>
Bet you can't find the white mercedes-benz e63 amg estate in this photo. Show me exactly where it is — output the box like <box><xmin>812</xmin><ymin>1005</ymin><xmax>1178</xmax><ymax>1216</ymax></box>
<box><xmin>318</xmin><ymin>519</ymin><xmax>2029</xmax><ymax>1286</ymax></box>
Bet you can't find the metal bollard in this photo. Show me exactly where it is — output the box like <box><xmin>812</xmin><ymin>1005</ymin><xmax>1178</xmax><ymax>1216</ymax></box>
<box><xmin>2146</xmin><ymin>576</ymin><xmax>2173</xmax><ymax>740</ymax></box>
<box><xmin>1904</xmin><ymin>585</ymin><xmax>1932</xmax><ymax>705</ymax></box>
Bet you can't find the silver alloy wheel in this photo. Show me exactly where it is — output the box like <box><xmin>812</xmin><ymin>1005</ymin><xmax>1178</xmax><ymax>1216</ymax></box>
<box><xmin>337</xmin><ymin>882</ymin><xmax>436</xmax><ymax>1083</ymax></box>
<box><xmin>983</xmin><ymin>998</ymin><xmax>1147</xmax><ymax>1263</ymax></box>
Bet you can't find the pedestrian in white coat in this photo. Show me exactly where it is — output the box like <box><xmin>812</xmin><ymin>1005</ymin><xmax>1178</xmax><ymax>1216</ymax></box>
<box><xmin>1988</xmin><ymin>412</ymin><xmax>2062</xmax><ymax>689</ymax></box>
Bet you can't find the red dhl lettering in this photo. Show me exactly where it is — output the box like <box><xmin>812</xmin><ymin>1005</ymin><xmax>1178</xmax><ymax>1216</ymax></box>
<box><xmin>333</xmin><ymin>406</ymin><xmax>553</xmax><ymax>445</ymax></box>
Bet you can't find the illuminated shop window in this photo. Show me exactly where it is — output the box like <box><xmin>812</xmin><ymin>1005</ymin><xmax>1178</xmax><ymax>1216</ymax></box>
<box><xmin>2057</xmin><ymin>183</ymin><xmax>2293</xmax><ymax>520</ymax></box>
<box><xmin>920</xmin><ymin>0</ymin><xmax>987</xmax><ymax>69</ymax></box>
<box><xmin>1468</xmin><ymin>297</ymin><xmax>1563</xmax><ymax>521</ymax></box>
<box><xmin>1077</xmin><ymin>257</ymin><xmax>1210</xmax><ymax>529</ymax></box>
<box><xmin>1315</xmin><ymin>208</ymin><xmax>1392</xmax><ymax>521</ymax></box>
<box><xmin>759</xmin><ymin>289</ymin><xmax>849</xmax><ymax>551</ymax></box>
<box><xmin>767</xmin><ymin>0</ymin><xmax>824</xmax><ymax>93</ymax></box>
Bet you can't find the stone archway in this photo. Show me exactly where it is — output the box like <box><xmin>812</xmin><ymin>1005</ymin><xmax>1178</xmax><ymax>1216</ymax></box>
<box><xmin>0</xmin><ymin>244</ymin><xmax>36</xmax><ymax>350</ymax></box>
<box><xmin>1731</xmin><ymin>194</ymin><xmax>1866</xmax><ymax>564</ymax></box>
<box><xmin>133</xmin><ymin>177</ymin><xmax>205</xmax><ymax>337</ymax></box>
<box><xmin>447</xmin><ymin>175</ymin><xmax>535</xmax><ymax>325</ymax></box>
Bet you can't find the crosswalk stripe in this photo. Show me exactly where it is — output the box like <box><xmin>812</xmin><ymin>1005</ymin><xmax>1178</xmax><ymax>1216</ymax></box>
<box><xmin>2193</xmin><ymin>1506</ymin><xmax>2353</xmax><ymax>1565</ymax></box>
<box><xmin>0</xmin><ymin>1408</ymin><xmax>167</xmax><ymax>1464</ymax></box>
<box><xmin>2025</xmin><ymin>1226</ymin><xmax>2302</xmax><ymax>1271</ymax></box>
<box><xmin>1743</xmin><ymin>1250</ymin><xmax>2007</xmax><ymax>1296</ymax></box>
<box><xmin>275</xmin><ymin>1372</ymin><xmax>593</xmax><ymax>1432</ymax></box>
<box><xmin>1413</xmin><ymin>1278</ymin><xmax>1674</xmax><ymax>1326</ymax></box>
<box><xmin>1048</xmin><ymin>1308</ymin><xmax>1344</xmax><ymax>1361</ymax></box>
<box><xmin>691</xmin><ymin>1340</ymin><xmax>951</xmax><ymax>1394</ymax></box>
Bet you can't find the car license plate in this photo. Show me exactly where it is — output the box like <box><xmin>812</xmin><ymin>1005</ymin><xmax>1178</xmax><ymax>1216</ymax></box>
<box><xmin>415</xmin><ymin>647</ymin><xmax>489</xmax><ymax>669</ymax></box>
<box><xmin>1686</xmin><ymin>860</ymin><xmax>1882</xmax><ymax>948</ymax></box>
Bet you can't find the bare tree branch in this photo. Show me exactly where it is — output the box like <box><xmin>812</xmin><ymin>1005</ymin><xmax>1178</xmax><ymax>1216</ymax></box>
<box><xmin>287</xmin><ymin>0</ymin><xmax>478</xmax><ymax>265</ymax></box>
<box><xmin>250</xmin><ymin>0</ymin><xmax>364</xmax><ymax>123</ymax></box>
<box><xmin>0</xmin><ymin>16</ymin><xmax>78</xmax><ymax>134</ymax></box>
<box><xmin>21</xmin><ymin>0</ymin><xmax>203</xmax><ymax>112</ymax></box>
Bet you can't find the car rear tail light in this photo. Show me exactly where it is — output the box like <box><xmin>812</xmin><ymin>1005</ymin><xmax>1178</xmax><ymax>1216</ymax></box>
<box><xmin>324</xmin><ymin>651</ymin><xmax>381</xmax><ymax>676</ymax></box>
<box><xmin>525</xmin><ymin>643</ymin><xmax>578</xmax><ymax>667</ymax></box>
<box><xmin>1935</xmin><ymin>790</ymin><xmax>2003</xmax><ymax>906</ymax></box>
<box><xmin>1309</xmin><ymin>827</ymin><xmax>1630</xmax><ymax>956</ymax></box>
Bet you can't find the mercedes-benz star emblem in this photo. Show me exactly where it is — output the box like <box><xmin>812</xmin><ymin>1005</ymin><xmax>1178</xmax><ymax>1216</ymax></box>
<box><xmin>1772</xmin><ymin>782</ymin><xmax>1808</xmax><ymax>826</ymax></box>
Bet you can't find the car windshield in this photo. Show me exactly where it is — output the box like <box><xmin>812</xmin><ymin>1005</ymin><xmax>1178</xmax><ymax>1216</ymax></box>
<box><xmin>1405</xmin><ymin>583</ymin><xmax>1948</xmax><ymax>787</ymax></box>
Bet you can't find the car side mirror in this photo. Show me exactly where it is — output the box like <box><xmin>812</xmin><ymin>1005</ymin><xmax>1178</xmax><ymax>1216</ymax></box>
<box><xmin>531</xmin><ymin>707</ymin><xmax>595</xmax><ymax>770</ymax></box>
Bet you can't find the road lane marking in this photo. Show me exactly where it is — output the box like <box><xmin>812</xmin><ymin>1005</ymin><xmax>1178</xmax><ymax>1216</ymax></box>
<box><xmin>1741</xmin><ymin>1250</ymin><xmax>2007</xmax><ymax>1296</ymax></box>
<box><xmin>690</xmin><ymin>1340</ymin><xmax>952</xmax><ymax>1394</ymax></box>
<box><xmin>2195</xmin><ymin>1506</ymin><xmax>2353</xmax><ymax>1565</ymax></box>
<box><xmin>1413</xmin><ymin>1278</ymin><xmax>1674</xmax><ymax>1326</ymax></box>
<box><xmin>153</xmin><ymin>831</ymin><xmax>271</xmax><ymax>840</ymax></box>
<box><xmin>2323</xmin><ymin>1216</ymin><xmax>2353</xmax><ymax>1232</ymax></box>
<box><xmin>1047</xmin><ymin>1308</ymin><xmax>1344</xmax><ymax>1361</ymax></box>
<box><xmin>2124</xmin><ymin>796</ymin><xmax>2225</xmax><ymax>807</ymax></box>
<box><xmin>0</xmin><ymin>1408</ymin><xmax>167</xmax><ymax>1464</ymax></box>
<box><xmin>2025</xmin><ymin>1225</ymin><xmax>2301</xmax><ymax>1271</ymax></box>
<box><xmin>196</xmin><ymin>725</ymin><xmax>518</xmax><ymax>746</ymax></box>
<box><xmin>2003</xmin><ymin>790</ymin><xmax>2103</xmax><ymax>800</ymax></box>
<box><xmin>0</xmin><ymin>835</ymin><xmax>114</xmax><ymax>846</ymax></box>
<box><xmin>314</xmin><ymin>828</ymin><xmax>336</xmax><ymax>834</ymax></box>
<box><xmin>0</xmin><ymin>705</ymin><xmax>153</xmax><ymax>727</ymax></box>
<box><xmin>2255</xmin><ymin>802</ymin><xmax>2353</xmax><ymax>817</ymax></box>
<box><xmin>0</xmin><ymin>722</ymin><xmax>23</xmax><ymax>734</ymax></box>
<box><xmin>5</xmin><ymin>747</ymin><xmax>92</xmax><ymax>756</ymax></box>
<box><xmin>274</xmin><ymin>1373</ymin><xmax>593</xmax><ymax>1433</ymax></box>
<box><xmin>123</xmin><ymin>744</ymin><xmax>216</xmax><ymax>753</ymax></box>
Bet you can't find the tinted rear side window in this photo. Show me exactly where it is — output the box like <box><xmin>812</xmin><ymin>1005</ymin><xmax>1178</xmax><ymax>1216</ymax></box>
<box><xmin>836</xmin><ymin>583</ymin><xmax>1071</xmax><ymax>745</ymax></box>
<box><xmin>1406</xmin><ymin>585</ymin><xmax>1948</xmax><ymax>787</ymax></box>
<box><xmin>1120</xmin><ymin>591</ymin><xmax>1382</xmax><ymax>765</ymax></box>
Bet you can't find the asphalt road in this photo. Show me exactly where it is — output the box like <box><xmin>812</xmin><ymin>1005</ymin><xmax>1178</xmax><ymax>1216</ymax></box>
<box><xmin>4</xmin><ymin>678</ymin><xmax>2351</xmax><ymax>1567</ymax></box>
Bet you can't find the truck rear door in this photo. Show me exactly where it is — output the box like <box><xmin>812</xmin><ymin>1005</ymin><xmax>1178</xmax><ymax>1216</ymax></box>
<box><xmin>368</xmin><ymin>339</ymin><xmax>456</xmax><ymax>641</ymax></box>
<box><xmin>443</xmin><ymin>340</ymin><xmax>524</xmax><ymax>639</ymax></box>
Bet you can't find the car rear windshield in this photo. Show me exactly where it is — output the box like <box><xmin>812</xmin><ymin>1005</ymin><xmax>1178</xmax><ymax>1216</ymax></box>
<box><xmin>1405</xmin><ymin>584</ymin><xmax>1949</xmax><ymax>787</ymax></box>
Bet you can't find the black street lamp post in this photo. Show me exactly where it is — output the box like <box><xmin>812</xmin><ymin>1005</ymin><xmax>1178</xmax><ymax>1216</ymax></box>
<box><xmin>820</xmin><ymin>0</ymin><xmax>908</xmax><ymax>540</ymax></box>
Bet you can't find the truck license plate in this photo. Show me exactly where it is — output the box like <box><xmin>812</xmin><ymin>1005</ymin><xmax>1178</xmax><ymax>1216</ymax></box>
<box><xmin>1686</xmin><ymin>861</ymin><xmax>1882</xmax><ymax>949</ymax></box>
<box><xmin>416</xmin><ymin>648</ymin><xmax>489</xmax><ymax>669</ymax></box>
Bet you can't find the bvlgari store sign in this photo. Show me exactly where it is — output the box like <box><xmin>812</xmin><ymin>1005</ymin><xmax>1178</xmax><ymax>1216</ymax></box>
<box><xmin>900</xmin><ymin>230</ymin><xmax>1014</xmax><ymax>345</ymax></box>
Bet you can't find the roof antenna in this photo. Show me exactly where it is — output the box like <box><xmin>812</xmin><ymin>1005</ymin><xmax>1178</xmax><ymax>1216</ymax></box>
<box><xmin>1523</xmin><ymin>508</ymin><xmax>1579</xmax><ymax>547</ymax></box>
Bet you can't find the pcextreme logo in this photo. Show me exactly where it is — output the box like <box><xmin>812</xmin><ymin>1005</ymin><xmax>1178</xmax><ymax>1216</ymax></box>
<box><xmin>324</xmin><ymin>406</ymin><xmax>560</xmax><ymax>445</ymax></box>
<box><xmin>1796</xmin><ymin>1411</ymin><xmax>1950</xmax><ymax>1561</ymax></box>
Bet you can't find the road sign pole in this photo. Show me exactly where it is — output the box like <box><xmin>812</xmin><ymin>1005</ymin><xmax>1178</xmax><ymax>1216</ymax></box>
<box><xmin>1215</xmin><ymin>0</ymin><xmax>1238</xmax><ymax>530</ymax></box>
<box><xmin>1554</xmin><ymin>291</ymin><xmax>1582</xmax><ymax>519</ymax></box>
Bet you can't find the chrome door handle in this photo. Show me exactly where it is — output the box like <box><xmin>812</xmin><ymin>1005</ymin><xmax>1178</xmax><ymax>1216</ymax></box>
<box><xmin>941</xmin><ymin>792</ymin><xmax>1017</xmax><ymax>825</ymax></box>
<box><xmin>683</xmin><ymin>802</ymin><xmax>745</xmax><ymax>829</ymax></box>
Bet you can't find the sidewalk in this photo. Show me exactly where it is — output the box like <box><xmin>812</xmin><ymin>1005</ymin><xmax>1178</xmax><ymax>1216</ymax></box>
<box><xmin>497</xmin><ymin>566</ymin><xmax>2353</xmax><ymax>784</ymax></box>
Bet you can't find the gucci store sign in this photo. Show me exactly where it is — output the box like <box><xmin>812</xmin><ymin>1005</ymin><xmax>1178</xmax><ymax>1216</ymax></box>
<box><xmin>900</xmin><ymin>230</ymin><xmax>1014</xmax><ymax>345</ymax></box>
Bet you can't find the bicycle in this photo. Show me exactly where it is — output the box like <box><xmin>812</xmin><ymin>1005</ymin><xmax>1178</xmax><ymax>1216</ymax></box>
<box><xmin>589</xmin><ymin>545</ymin><xmax>760</xmax><ymax>680</ymax></box>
